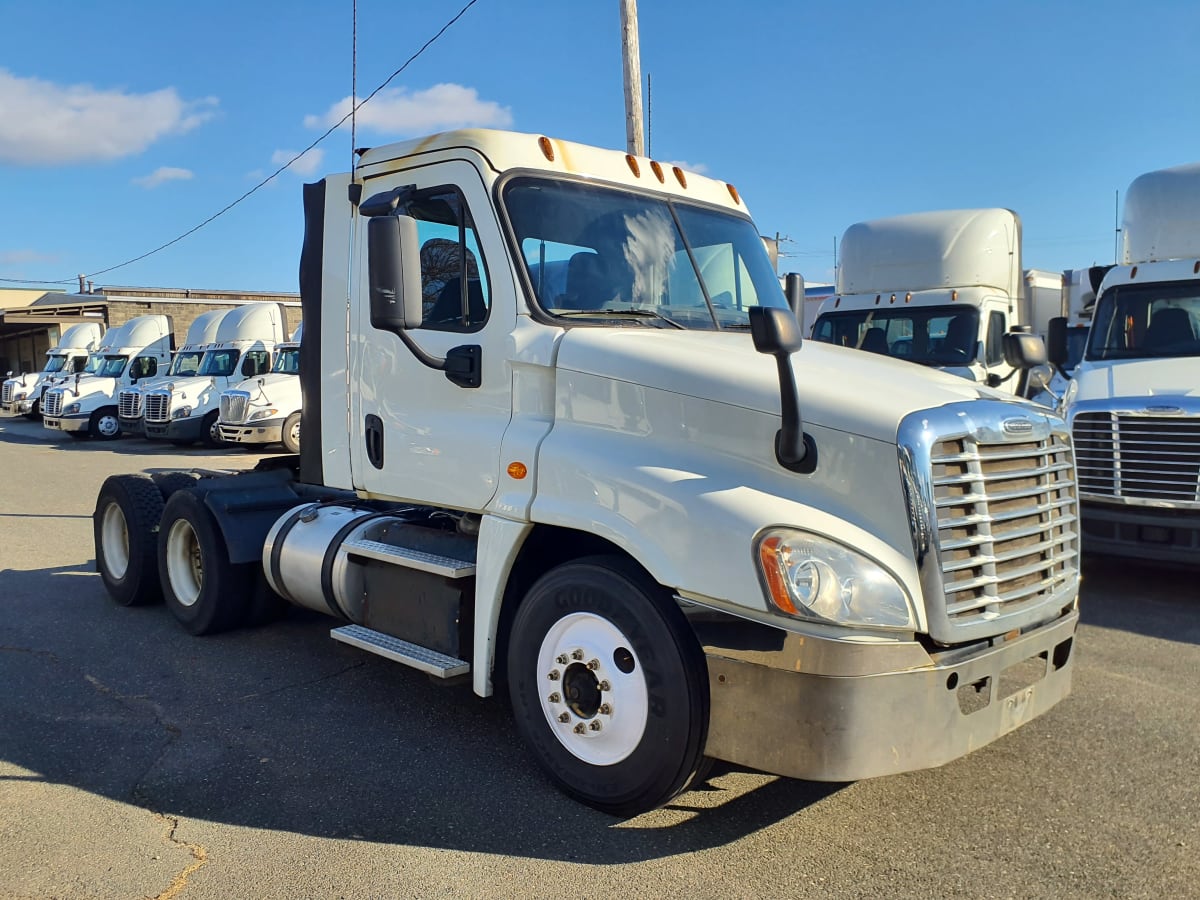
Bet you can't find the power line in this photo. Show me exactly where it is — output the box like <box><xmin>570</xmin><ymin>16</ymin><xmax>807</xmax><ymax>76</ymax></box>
<box><xmin>0</xmin><ymin>0</ymin><xmax>481</xmax><ymax>288</ymax></box>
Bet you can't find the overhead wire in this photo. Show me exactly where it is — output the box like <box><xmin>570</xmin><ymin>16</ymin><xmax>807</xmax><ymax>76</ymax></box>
<box><xmin>0</xmin><ymin>0</ymin><xmax>481</xmax><ymax>287</ymax></box>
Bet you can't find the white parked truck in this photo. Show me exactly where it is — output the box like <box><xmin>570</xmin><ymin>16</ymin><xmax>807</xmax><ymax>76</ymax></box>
<box><xmin>118</xmin><ymin>309</ymin><xmax>227</xmax><ymax>437</ymax></box>
<box><xmin>42</xmin><ymin>315</ymin><xmax>173</xmax><ymax>439</ymax></box>
<box><xmin>142</xmin><ymin>302</ymin><xmax>286</xmax><ymax>447</ymax></box>
<box><xmin>1</xmin><ymin>322</ymin><xmax>104</xmax><ymax>419</ymax></box>
<box><xmin>92</xmin><ymin>129</ymin><xmax>1080</xmax><ymax>815</ymax></box>
<box><xmin>1051</xmin><ymin>163</ymin><xmax>1200</xmax><ymax>565</ymax></box>
<box><xmin>811</xmin><ymin>209</ymin><xmax>1056</xmax><ymax>399</ymax></box>
<box><xmin>218</xmin><ymin>323</ymin><xmax>302</xmax><ymax>452</ymax></box>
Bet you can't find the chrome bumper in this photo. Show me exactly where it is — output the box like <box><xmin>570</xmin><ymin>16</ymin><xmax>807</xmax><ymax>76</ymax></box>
<box><xmin>218</xmin><ymin>419</ymin><xmax>284</xmax><ymax>444</ymax></box>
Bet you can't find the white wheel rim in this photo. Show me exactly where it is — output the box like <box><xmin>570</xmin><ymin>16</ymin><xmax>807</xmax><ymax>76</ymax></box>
<box><xmin>289</xmin><ymin>421</ymin><xmax>301</xmax><ymax>446</ymax></box>
<box><xmin>536</xmin><ymin>612</ymin><xmax>648</xmax><ymax>766</ymax></box>
<box><xmin>97</xmin><ymin>414</ymin><xmax>119</xmax><ymax>437</ymax></box>
<box><xmin>100</xmin><ymin>502</ymin><xmax>130</xmax><ymax>580</ymax></box>
<box><xmin>166</xmin><ymin>518</ymin><xmax>203</xmax><ymax>607</ymax></box>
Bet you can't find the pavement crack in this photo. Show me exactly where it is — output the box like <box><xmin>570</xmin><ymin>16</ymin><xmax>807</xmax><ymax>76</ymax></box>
<box><xmin>0</xmin><ymin>645</ymin><xmax>60</xmax><ymax>662</ymax></box>
<box><xmin>152</xmin><ymin>814</ymin><xmax>208</xmax><ymax>900</ymax></box>
<box><xmin>234</xmin><ymin>660</ymin><xmax>366</xmax><ymax>702</ymax></box>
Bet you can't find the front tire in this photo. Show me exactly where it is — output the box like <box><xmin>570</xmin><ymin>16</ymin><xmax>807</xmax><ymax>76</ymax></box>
<box><xmin>506</xmin><ymin>555</ymin><xmax>710</xmax><ymax>816</ymax></box>
<box><xmin>24</xmin><ymin>398</ymin><xmax>41</xmax><ymax>420</ymax></box>
<box><xmin>200</xmin><ymin>410</ymin><xmax>223</xmax><ymax>449</ymax></box>
<box><xmin>90</xmin><ymin>406</ymin><xmax>121</xmax><ymax>440</ymax></box>
<box><xmin>157</xmin><ymin>490</ymin><xmax>252</xmax><ymax>635</ymax></box>
<box><xmin>281</xmin><ymin>412</ymin><xmax>301</xmax><ymax>454</ymax></box>
<box><xmin>93</xmin><ymin>474</ymin><xmax>165</xmax><ymax>606</ymax></box>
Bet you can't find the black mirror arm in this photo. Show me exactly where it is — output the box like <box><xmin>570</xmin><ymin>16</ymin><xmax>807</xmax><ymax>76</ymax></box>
<box><xmin>771</xmin><ymin>353</ymin><xmax>810</xmax><ymax>468</ymax></box>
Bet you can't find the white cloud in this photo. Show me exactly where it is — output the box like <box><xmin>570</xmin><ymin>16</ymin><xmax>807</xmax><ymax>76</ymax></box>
<box><xmin>271</xmin><ymin>147</ymin><xmax>325</xmax><ymax>177</ymax></box>
<box><xmin>665</xmin><ymin>160</ymin><xmax>709</xmax><ymax>175</ymax></box>
<box><xmin>0</xmin><ymin>68</ymin><xmax>217</xmax><ymax>165</ymax></box>
<box><xmin>132</xmin><ymin>166</ymin><xmax>194</xmax><ymax>189</ymax></box>
<box><xmin>0</xmin><ymin>249</ymin><xmax>58</xmax><ymax>266</ymax></box>
<box><xmin>304</xmin><ymin>83</ymin><xmax>512</xmax><ymax>136</ymax></box>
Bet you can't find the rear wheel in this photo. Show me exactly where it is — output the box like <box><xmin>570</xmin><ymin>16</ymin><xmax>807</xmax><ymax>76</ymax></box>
<box><xmin>281</xmin><ymin>412</ymin><xmax>301</xmax><ymax>454</ymax></box>
<box><xmin>90</xmin><ymin>406</ymin><xmax>121</xmax><ymax>440</ymax></box>
<box><xmin>93</xmin><ymin>474</ymin><xmax>165</xmax><ymax>606</ymax></box>
<box><xmin>506</xmin><ymin>555</ymin><xmax>710</xmax><ymax>816</ymax></box>
<box><xmin>157</xmin><ymin>490</ymin><xmax>252</xmax><ymax>635</ymax></box>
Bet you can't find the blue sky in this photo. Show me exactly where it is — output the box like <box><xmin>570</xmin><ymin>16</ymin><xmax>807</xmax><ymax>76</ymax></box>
<box><xmin>2</xmin><ymin>0</ymin><xmax>1198</xmax><ymax>293</ymax></box>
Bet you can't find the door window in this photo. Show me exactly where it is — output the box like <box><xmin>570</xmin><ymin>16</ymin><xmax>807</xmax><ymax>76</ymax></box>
<box><xmin>403</xmin><ymin>187</ymin><xmax>491</xmax><ymax>332</ymax></box>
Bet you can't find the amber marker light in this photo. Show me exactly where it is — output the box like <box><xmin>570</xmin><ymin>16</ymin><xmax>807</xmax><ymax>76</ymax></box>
<box><xmin>673</xmin><ymin>166</ymin><xmax>687</xmax><ymax>188</ymax></box>
<box><xmin>625</xmin><ymin>154</ymin><xmax>641</xmax><ymax>177</ymax></box>
<box><xmin>726</xmin><ymin>183</ymin><xmax>741</xmax><ymax>205</ymax></box>
<box><xmin>538</xmin><ymin>136</ymin><xmax>555</xmax><ymax>162</ymax></box>
<box><xmin>951</xmin><ymin>289</ymin><xmax>959</xmax><ymax>301</ymax></box>
<box><xmin>758</xmin><ymin>535</ymin><xmax>799</xmax><ymax>615</ymax></box>
<box><xmin>650</xmin><ymin>160</ymin><xmax>665</xmax><ymax>182</ymax></box>
<box><xmin>507</xmin><ymin>461</ymin><xmax>528</xmax><ymax>480</ymax></box>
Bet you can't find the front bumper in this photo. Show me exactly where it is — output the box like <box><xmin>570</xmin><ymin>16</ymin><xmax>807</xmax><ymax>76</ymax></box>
<box><xmin>145</xmin><ymin>417</ymin><xmax>204</xmax><ymax>442</ymax></box>
<box><xmin>42</xmin><ymin>414</ymin><xmax>89</xmax><ymax>433</ymax></box>
<box><xmin>118</xmin><ymin>416</ymin><xmax>145</xmax><ymax>437</ymax></box>
<box><xmin>0</xmin><ymin>400</ymin><xmax>32</xmax><ymax>416</ymax></box>
<box><xmin>218</xmin><ymin>417</ymin><xmax>284</xmax><ymax>445</ymax></box>
<box><xmin>699</xmin><ymin>609</ymin><xmax>1078</xmax><ymax>782</ymax></box>
<box><xmin>1080</xmin><ymin>499</ymin><xmax>1200</xmax><ymax>567</ymax></box>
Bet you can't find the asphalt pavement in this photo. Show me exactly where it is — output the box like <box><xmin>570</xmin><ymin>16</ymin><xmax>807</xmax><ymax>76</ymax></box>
<box><xmin>1</xmin><ymin>415</ymin><xmax>1197</xmax><ymax>899</ymax></box>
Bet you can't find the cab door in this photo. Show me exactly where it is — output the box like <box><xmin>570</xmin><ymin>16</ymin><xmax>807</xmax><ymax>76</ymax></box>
<box><xmin>349</xmin><ymin>160</ymin><xmax>516</xmax><ymax>512</ymax></box>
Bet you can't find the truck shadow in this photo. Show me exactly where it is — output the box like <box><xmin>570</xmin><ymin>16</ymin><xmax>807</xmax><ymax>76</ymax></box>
<box><xmin>0</xmin><ymin>565</ymin><xmax>843</xmax><ymax>863</ymax></box>
<box><xmin>1079</xmin><ymin>555</ymin><xmax>1200</xmax><ymax>645</ymax></box>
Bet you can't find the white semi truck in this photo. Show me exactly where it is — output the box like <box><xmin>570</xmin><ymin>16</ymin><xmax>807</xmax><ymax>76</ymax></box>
<box><xmin>1051</xmin><ymin>163</ymin><xmax>1200</xmax><ymax>565</ymax></box>
<box><xmin>218</xmin><ymin>323</ymin><xmax>303</xmax><ymax>452</ymax></box>
<box><xmin>42</xmin><ymin>315</ymin><xmax>173</xmax><ymax>439</ymax></box>
<box><xmin>142</xmin><ymin>302</ymin><xmax>286</xmax><ymax>447</ymax></box>
<box><xmin>92</xmin><ymin>129</ymin><xmax>1080</xmax><ymax>815</ymax></box>
<box><xmin>811</xmin><ymin>209</ymin><xmax>1057</xmax><ymax>399</ymax></box>
<box><xmin>1</xmin><ymin>322</ymin><xmax>105</xmax><ymax>419</ymax></box>
<box><xmin>118</xmin><ymin>310</ymin><xmax>227</xmax><ymax>437</ymax></box>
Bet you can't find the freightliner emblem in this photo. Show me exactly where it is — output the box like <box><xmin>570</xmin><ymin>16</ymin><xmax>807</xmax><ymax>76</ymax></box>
<box><xmin>1002</xmin><ymin>417</ymin><xmax>1035</xmax><ymax>436</ymax></box>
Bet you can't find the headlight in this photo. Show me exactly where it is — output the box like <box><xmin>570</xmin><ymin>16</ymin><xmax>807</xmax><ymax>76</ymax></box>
<box><xmin>64</xmin><ymin>402</ymin><xmax>81</xmax><ymax>415</ymax></box>
<box><xmin>248</xmin><ymin>408</ymin><xmax>278</xmax><ymax>421</ymax></box>
<box><xmin>756</xmin><ymin>529</ymin><xmax>916</xmax><ymax>630</ymax></box>
<box><xmin>172</xmin><ymin>406</ymin><xmax>192</xmax><ymax>419</ymax></box>
<box><xmin>14</xmin><ymin>392</ymin><xmax>26</xmax><ymax>401</ymax></box>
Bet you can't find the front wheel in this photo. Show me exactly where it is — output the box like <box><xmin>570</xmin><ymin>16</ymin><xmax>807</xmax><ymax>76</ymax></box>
<box><xmin>281</xmin><ymin>411</ymin><xmax>301</xmax><ymax>454</ymax></box>
<box><xmin>90</xmin><ymin>406</ymin><xmax>121</xmax><ymax>440</ymax></box>
<box><xmin>23</xmin><ymin>398</ymin><xmax>41</xmax><ymax>420</ymax></box>
<box><xmin>200</xmin><ymin>410</ymin><xmax>224</xmax><ymax>449</ymax></box>
<box><xmin>506</xmin><ymin>555</ymin><xmax>710</xmax><ymax>816</ymax></box>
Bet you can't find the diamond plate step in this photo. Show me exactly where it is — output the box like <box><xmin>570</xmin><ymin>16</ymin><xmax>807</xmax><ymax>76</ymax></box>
<box><xmin>343</xmin><ymin>538</ymin><xmax>476</xmax><ymax>577</ymax></box>
<box><xmin>330</xmin><ymin>625</ymin><xmax>470</xmax><ymax>678</ymax></box>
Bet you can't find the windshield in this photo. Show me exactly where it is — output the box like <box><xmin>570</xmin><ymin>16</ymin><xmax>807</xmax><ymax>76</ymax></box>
<box><xmin>169</xmin><ymin>350</ymin><xmax>205</xmax><ymax>377</ymax></box>
<box><xmin>198</xmin><ymin>348</ymin><xmax>241</xmax><ymax>377</ymax></box>
<box><xmin>504</xmin><ymin>176</ymin><xmax>788</xmax><ymax>330</ymax></box>
<box><xmin>272</xmin><ymin>347</ymin><xmax>300</xmax><ymax>374</ymax></box>
<box><xmin>812</xmin><ymin>306</ymin><xmax>981</xmax><ymax>366</ymax></box>
<box><xmin>43</xmin><ymin>354</ymin><xmax>68</xmax><ymax>374</ymax></box>
<box><xmin>96</xmin><ymin>355</ymin><xmax>129</xmax><ymax>378</ymax></box>
<box><xmin>1087</xmin><ymin>281</ymin><xmax>1200</xmax><ymax>361</ymax></box>
<box><xmin>81</xmin><ymin>354</ymin><xmax>106</xmax><ymax>375</ymax></box>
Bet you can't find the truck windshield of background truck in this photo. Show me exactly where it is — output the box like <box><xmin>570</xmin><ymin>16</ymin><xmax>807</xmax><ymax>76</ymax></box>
<box><xmin>272</xmin><ymin>347</ymin><xmax>300</xmax><ymax>374</ymax></box>
<box><xmin>1086</xmin><ymin>282</ymin><xmax>1200</xmax><ymax>361</ymax></box>
<box><xmin>504</xmin><ymin>176</ymin><xmax>788</xmax><ymax>330</ymax></box>
<box><xmin>811</xmin><ymin>306</ymin><xmax>983</xmax><ymax>366</ymax></box>
<box><xmin>169</xmin><ymin>350</ymin><xmax>205</xmax><ymax>378</ymax></box>
<box><xmin>43</xmin><ymin>354</ymin><xmax>69</xmax><ymax>374</ymax></box>
<box><xmin>95</xmin><ymin>355</ymin><xmax>129</xmax><ymax>378</ymax></box>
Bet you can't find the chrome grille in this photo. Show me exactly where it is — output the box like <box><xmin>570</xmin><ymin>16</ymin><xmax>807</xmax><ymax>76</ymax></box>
<box><xmin>144</xmin><ymin>391</ymin><xmax>170</xmax><ymax>422</ymax></box>
<box><xmin>220</xmin><ymin>391</ymin><xmax>250</xmax><ymax>424</ymax></box>
<box><xmin>1074</xmin><ymin>411</ymin><xmax>1200</xmax><ymax>506</ymax></box>
<box><xmin>43</xmin><ymin>389</ymin><xmax>63</xmax><ymax>417</ymax></box>
<box><xmin>1</xmin><ymin>382</ymin><xmax>12</xmax><ymax>405</ymax></box>
<box><xmin>118</xmin><ymin>389</ymin><xmax>142</xmax><ymax>419</ymax></box>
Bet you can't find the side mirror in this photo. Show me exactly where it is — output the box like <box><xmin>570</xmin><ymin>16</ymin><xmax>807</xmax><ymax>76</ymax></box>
<box><xmin>1002</xmin><ymin>332</ymin><xmax>1048</xmax><ymax>369</ymax></box>
<box><xmin>1046</xmin><ymin>316</ymin><xmax>1069</xmax><ymax>368</ymax></box>
<box><xmin>368</xmin><ymin>215</ymin><xmax>424</xmax><ymax>332</ymax></box>
<box><xmin>749</xmin><ymin>306</ymin><xmax>813</xmax><ymax>472</ymax></box>
<box><xmin>750</xmin><ymin>305</ymin><xmax>804</xmax><ymax>356</ymax></box>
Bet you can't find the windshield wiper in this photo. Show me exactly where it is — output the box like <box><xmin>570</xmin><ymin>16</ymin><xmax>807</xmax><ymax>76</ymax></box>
<box><xmin>556</xmin><ymin>308</ymin><xmax>685</xmax><ymax>329</ymax></box>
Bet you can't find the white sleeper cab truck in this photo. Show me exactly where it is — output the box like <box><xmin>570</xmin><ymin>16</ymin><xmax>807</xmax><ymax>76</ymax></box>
<box><xmin>42</xmin><ymin>315</ymin><xmax>172</xmax><ymax>440</ymax></box>
<box><xmin>92</xmin><ymin>129</ymin><xmax>1080</xmax><ymax>815</ymax></box>
<box><xmin>1051</xmin><ymin>163</ymin><xmax>1200</xmax><ymax>565</ymax></box>
<box><xmin>811</xmin><ymin>209</ymin><xmax>1054</xmax><ymax>399</ymax></box>
<box><xmin>119</xmin><ymin>309</ymin><xmax>226</xmax><ymax>437</ymax></box>
<box><xmin>143</xmin><ymin>302</ymin><xmax>285</xmax><ymax>447</ymax></box>
<box><xmin>218</xmin><ymin>323</ymin><xmax>303</xmax><ymax>452</ymax></box>
<box><xmin>1</xmin><ymin>322</ymin><xmax>104</xmax><ymax>419</ymax></box>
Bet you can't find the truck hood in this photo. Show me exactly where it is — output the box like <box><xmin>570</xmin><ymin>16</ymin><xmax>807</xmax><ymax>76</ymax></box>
<box><xmin>50</xmin><ymin>376</ymin><xmax>118</xmax><ymax>402</ymax></box>
<box><xmin>555</xmin><ymin>328</ymin><xmax>1008</xmax><ymax>443</ymax></box>
<box><xmin>229</xmin><ymin>372</ymin><xmax>299</xmax><ymax>394</ymax></box>
<box><xmin>1073</xmin><ymin>357</ymin><xmax>1200</xmax><ymax>402</ymax></box>
<box><xmin>155</xmin><ymin>375</ymin><xmax>225</xmax><ymax>399</ymax></box>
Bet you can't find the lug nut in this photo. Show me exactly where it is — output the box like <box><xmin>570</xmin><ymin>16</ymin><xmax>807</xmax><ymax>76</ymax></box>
<box><xmin>548</xmin><ymin>693</ymin><xmax>561</xmax><ymax>703</ymax></box>
<box><xmin>556</xmin><ymin>654</ymin><xmax>569</xmax><ymax>665</ymax></box>
<box><xmin>548</xmin><ymin>670</ymin><xmax>560</xmax><ymax>681</ymax></box>
<box><xmin>589</xmin><ymin>720</ymin><xmax>602</xmax><ymax>732</ymax></box>
<box><xmin>587</xmin><ymin>659</ymin><xmax>600</xmax><ymax>670</ymax></box>
<box><xmin>571</xmin><ymin>649</ymin><xmax>584</xmax><ymax>660</ymax></box>
<box><xmin>598</xmin><ymin>680</ymin><xmax>611</xmax><ymax>692</ymax></box>
<box><xmin>599</xmin><ymin>703</ymin><xmax>612</xmax><ymax>715</ymax></box>
<box><xmin>559</xmin><ymin>712</ymin><xmax>570</xmax><ymax>723</ymax></box>
<box><xmin>573</xmin><ymin>723</ymin><xmax>587</xmax><ymax>734</ymax></box>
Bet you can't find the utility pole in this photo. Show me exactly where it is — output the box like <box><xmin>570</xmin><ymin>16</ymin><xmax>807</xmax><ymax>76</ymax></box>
<box><xmin>620</xmin><ymin>0</ymin><xmax>645</xmax><ymax>156</ymax></box>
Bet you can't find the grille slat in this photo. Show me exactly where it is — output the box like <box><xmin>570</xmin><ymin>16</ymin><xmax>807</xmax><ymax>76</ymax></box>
<box><xmin>43</xmin><ymin>390</ymin><xmax>63</xmax><ymax>417</ymax></box>
<box><xmin>144</xmin><ymin>391</ymin><xmax>170</xmax><ymax>423</ymax></box>
<box><xmin>1</xmin><ymin>382</ymin><xmax>13</xmax><ymax>405</ymax></box>
<box><xmin>220</xmin><ymin>392</ymin><xmax>250</xmax><ymax>425</ymax></box>
<box><xmin>1073</xmin><ymin>411</ymin><xmax>1200</xmax><ymax>505</ymax></box>
<box><xmin>118</xmin><ymin>389</ymin><xmax>142</xmax><ymax>419</ymax></box>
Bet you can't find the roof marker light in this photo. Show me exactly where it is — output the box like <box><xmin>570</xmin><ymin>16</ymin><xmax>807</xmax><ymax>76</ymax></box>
<box><xmin>1131</xmin><ymin>266</ymin><xmax>1138</xmax><ymax>279</ymax></box>
<box><xmin>874</xmin><ymin>294</ymin><xmax>880</xmax><ymax>305</ymax></box>
<box><xmin>673</xmin><ymin>166</ymin><xmax>687</xmax><ymax>188</ymax></box>
<box><xmin>890</xmin><ymin>293</ymin><xmax>896</xmax><ymax>304</ymax></box>
<box><xmin>726</xmin><ymin>183</ymin><xmax>741</xmax><ymax>205</ymax></box>
<box><xmin>650</xmin><ymin>160</ymin><xmax>665</xmax><ymax>183</ymax></box>
<box><xmin>538</xmin><ymin>137</ymin><xmax>555</xmax><ymax>162</ymax></box>
<box><xmin>905</xmin><ymin>292</ymin><xmax>912</xmax><ymax>303</ymax></box>
<box><xmin>625</xmin><ymin>154</ymin><xmax>641</xmax><ymax>178</ymax></box>
<box><xmin>951</xmin><ymin>290</ymin><xmax>958</xmax><ymax>301</ymax></box>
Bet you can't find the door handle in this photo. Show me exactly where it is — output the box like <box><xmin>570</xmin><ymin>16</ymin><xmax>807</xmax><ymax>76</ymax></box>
<box><xmin>365</xmin><ymin>414</ymin><xmax>384</xmax><ymax>469</ymax></box>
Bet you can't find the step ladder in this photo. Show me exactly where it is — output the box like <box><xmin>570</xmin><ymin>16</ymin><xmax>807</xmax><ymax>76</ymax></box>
<box><xmin>331</xmin><ymin>624</ymin><xmax>470</xmax><ymax>678</ymax></box>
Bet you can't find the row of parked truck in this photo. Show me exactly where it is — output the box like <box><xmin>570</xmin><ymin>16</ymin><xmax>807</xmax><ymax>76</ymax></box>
<box><xmin>1</xmin><ymin>305</ymin><xmax>303</xmax><ymax>453</ymax></box>
<box><xmin>5</xmin><ymin>127</ymin><xmax>1192</xmax><ymax>816</ymax></box>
